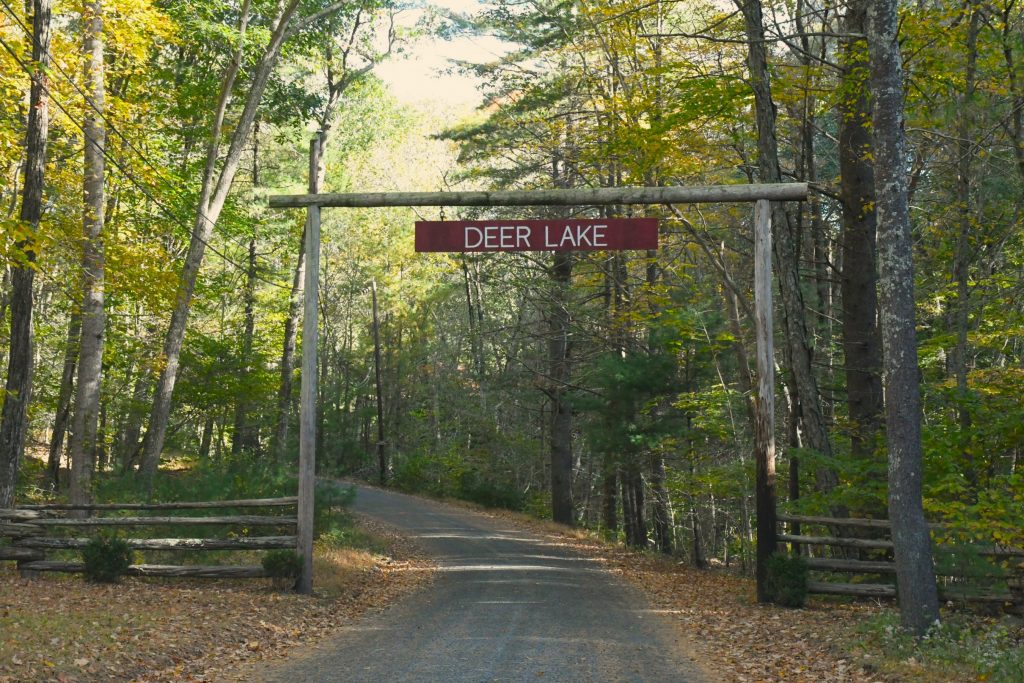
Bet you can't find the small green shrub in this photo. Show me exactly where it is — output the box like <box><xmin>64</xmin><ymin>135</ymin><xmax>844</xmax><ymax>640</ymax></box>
<box><xmin>82</xmin><ymin>533</ymin><xmax>133</xmax><ymax>583</ymax></box>
<box><xmin>263</xmin><ymin>550</ymin><xmax>303</xmax><ymax>588</ymax></box>
<box><xmin>764</xmin><ymin>552</ymin><xmax>809</xmax><ymax>607</ymax></box>
<box><xmin>314</xmin><ymin>481</ymin><xmax>356</xmax><ymax>535</ymax></box>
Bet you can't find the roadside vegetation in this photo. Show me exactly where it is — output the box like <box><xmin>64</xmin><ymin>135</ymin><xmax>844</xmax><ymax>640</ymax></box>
<box><xmin>2</xmin><ymin>457</ymin><xmax>432</xmax><ymax>682</ymax></box>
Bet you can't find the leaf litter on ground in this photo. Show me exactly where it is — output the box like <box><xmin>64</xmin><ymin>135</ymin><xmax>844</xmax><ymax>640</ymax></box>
<box><xmin>0</xmin><ymin>516</ymin><xmax>434</xmax><ymax>683</ymax></box>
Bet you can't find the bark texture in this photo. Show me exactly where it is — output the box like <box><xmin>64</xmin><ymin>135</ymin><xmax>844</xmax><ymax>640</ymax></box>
<box><xmin>952</xmin><ymin>5</ymin><xmax>981</xmax><ymax>488</ymax></box>
<box><xmin>232</xmin><ymin>236</ymin><xmax>258</xmax><ymax>455</ymax></box>
<box><xmin>548</xmin><ymin>250</ymin><xmax>574</xmax><ymax>525</ymax></box>
<box><xmin>839</xmin><ymin>0</ymin><xmax>883</xmax><ymax>464</ymax></box>
<box><xmin>867</xmin><ymin>0</ymin><xmax>941</xmax><ymax>635</ymax></box>
<box><xmin>68</xmin><ymin>0</ymin><xmax>107</xmax><ymax>507</ymax></box>
<box><xmin>273</xmin><ymin>228</ymin><xmax>305</xmax><ymax>461</ymax></box>
<box><xmin>738</xmin><ymin>0</ymin><xmax>835</xmax><ymax>491</ymax></box>
<box><xmin>139</xmin><ymin>0</ymin><xmax>300</xmax><ymax>487</ymax></box>
<box><xmin>47</xmin><ymin>312</ymin><xmax>81</xmax><ymax>488</ymax></box>
<box><xmin>0</xmin><ymin>0</ymin><xmax>52</xmax><ymax>508</ymax></box>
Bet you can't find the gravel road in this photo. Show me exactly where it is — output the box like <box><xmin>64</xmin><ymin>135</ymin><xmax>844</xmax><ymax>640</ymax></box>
<box><xmin>256</xmin><ymin>485</ymin><xmax>708</xmax><ymax>682</ymax></box>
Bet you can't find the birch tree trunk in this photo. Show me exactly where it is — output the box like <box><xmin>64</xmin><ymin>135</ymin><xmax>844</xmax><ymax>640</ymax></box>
<box><xmin>139</xmin><ymin>0</ymin><xmax>302</xmax><ymax>488</ymax></box>
<box><xmin>68</xmin><ymin>0</ymin><xmax>107</xmax><ymax>507</ymax></box>
<box><xmin>0</xmin><ymin>0</ymin><xmax>52</xmax><ymax>508</ymax></box>
<box><xmin>867</xmin><ymin>0</ymin><xmax>941</xmax><ymax>635</ymax></box>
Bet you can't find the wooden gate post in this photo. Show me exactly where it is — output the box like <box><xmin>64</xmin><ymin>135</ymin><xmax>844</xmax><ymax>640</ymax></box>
<box><xmin>753</xmin><ymin>198</ymin><xmax>778</xmax><ymax>602</ymax></box>
<box><xmin>266</xmin><ymin>184</ymin><xmax>807</xmax><ymax>558</ymax></box>
<box><xmin>296</xmin><ymin>134</ymin><xmax>321</xmax><ymax>595</ymax></box>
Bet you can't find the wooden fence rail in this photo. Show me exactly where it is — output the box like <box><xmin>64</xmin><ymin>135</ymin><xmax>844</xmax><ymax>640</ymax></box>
<box><xmin>0</xmin><ymin>497</ymin><xmax>299</xmax><ymax>580</ymax></box>
<box><xmin>778</xmin><ymin>513</ymin><xmax>1024</xmax><ymax>611</ymax></box>
<box><xmin>19</xmin><ymin>496</ymin><xmax>298</xmax><ymax>511</ymax></box>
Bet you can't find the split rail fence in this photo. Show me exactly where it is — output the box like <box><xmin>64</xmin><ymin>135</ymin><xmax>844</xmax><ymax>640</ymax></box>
<box><xmin>0</xmin><ymin>497</ymin><xmax>298</xmax><ymax>578</ymax></box>
<box><xmin>779</xmin><ymin>513</ymin><xmax>1024</xmax><ymax>612</ymax></box>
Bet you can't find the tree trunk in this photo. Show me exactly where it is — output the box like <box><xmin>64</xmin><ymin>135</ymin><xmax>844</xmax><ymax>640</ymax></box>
<box><xmin>1002</xmin><ymin>2</ymin><xmax>1024</xmax><ymax>184</ymax></box>
<box><xmin>68</xmin><ymin>0</ymin><xmax>107</xmax><ymax>508</ymax></box>
<box><xmin>0</xmin><ymin>0</ymin><xmax>52</xmax><ymax>509</ymax></box>
<box><xmin>867</xmin><ymin>0</ymin><xmax>941</xmax><ymax>635</ymax></box>
<box><xmin>621</xmin><ymin>464</ymin><xmax>646</xmax><ymax>547</ymax></box>
<box><xmin>839</xmin><ymin>0</ymin><xmax>884</xmax><ymax>465</ymax></box>
<box><xmin>651</xmin><ymin>450</ymin><xmax>673</xmax><ymax>554</ymax></box>
<box><xmin>232</xmin><ymin>235</ymin><xmax>258</xmax><ymax>455</ymax></box>
<box><xmin>739</xmin><ymin>0</ymin><xmax>835</xmax><ymax>491</ymax></box>
<box><xmin>95</xmin><ymin>397</ymin><xmax>108</xmax><ymax>471</ymax></box>
<box><xmin>371</xmin><ymin>279</ymin><xmax>387</xmax><ymax>484</ymax></box>
<box><xmin>198</xmin><ymin>415</ymin><xmax>214</xmax><ymax>460</ymax></box>
<box><xmin>601</xmin><ymin>464</ymin><xmax>617</xmax><ymax>533</ymax></box>
<box><xmin>953</xmin><ymin>5</ymin><xmax>980</xmax><ymax>490</ymax></box>
<box><xmin>47</xmin><ymin>311</ymin><xmax>81</xmax><ymax>489</ymax></box>
<box><xmin>119</xmin><ymin>368</ymin><xmax>149</xmax><ymax>471</ymax></box>
<box><xmin>139</xmin><ymin>0</ymin><xmax>301</xmax><ymax>489</ymax></box>
<box><xmin>273</xmin><ymin>228</ymin><xmax>305</xmax><ymax>461</ymax></box>
<box><xmin>646</xmin><ymin>252</ymin><xmax>673</xmax><ymax>555</ymax></box>
<box><xmin>690</xmin><ymin>502</ymin><xmax>707</xmax><ymax>569</ymax></box>
<box><xmin>548</xmin><ymin>250</ymin><xmax>574</xmax><ymax>525</ymax></box>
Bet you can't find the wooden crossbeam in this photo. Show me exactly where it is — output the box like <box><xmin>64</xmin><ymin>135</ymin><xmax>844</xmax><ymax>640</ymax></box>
<box><xmin>268</xmin><ymin>183</ymin><xmax>809</xmax><ymax>209</ymax></box>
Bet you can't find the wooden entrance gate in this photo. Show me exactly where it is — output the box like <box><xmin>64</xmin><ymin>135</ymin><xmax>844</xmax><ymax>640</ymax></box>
<box><xmin>269</xmin><ymin>136</ymin><xmax>808</xmax><ymax>594</ymax></box>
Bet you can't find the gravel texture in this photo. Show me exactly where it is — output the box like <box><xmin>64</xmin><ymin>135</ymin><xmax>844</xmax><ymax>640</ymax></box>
<box><xmin>254</xmin><ymin>484</ymin><xmax>707</xmax><ymax>683</ymax></box>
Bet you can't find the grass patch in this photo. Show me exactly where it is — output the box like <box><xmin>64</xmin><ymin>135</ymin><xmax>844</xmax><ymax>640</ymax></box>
<box><xmin>311</xmin><ymin>513</ymin><xmax>393</xmax><ymax>598</ymax></box>
<box><xmin>850</xmin><ymin>611</ymin><xmax>1024</xmax><ymax>682</ymax></box>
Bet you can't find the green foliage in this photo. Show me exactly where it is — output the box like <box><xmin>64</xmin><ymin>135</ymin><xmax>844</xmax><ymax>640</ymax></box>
<box><xmin>91</xmin><ymin>458</ymin><xmax>352</xmax><ymax>542</ymax></box>
<box><xmin>764</xmin><ymin>552</ymin><xmax>809</xmax><ymax>608</ymax></box>
<box><xmin>933</xmin><ymin>542</ymin><xmax>1007</xmax><ymax>599</ymax></box>
<box><xmin>456</xmin><ymin>470</ymin><xmax>526</xmax><ymax>511</ymax></box>
<box><xmin>391</xmin><ymin>450</ymin><xmax>526</xmax><ymax>511</ymax></box>
<box><xmin>262</xmin><ymin>550</ymin><xmax>303</xmax><ymax>580</ymax></box>
<box><xmin>314</xmin><ymin>480</ymin><xmax>356</xmax><ymax>535</ymax></box>
<box><xmin>856</xmin><ymin>612</ymin><xmax>1024</xmax><ymax>683</ymax></box>
<box><xmin>82</xmin><ymin>533</ymin><xmax>134</xmax><ymax>584</ymax></box>
<box><xmin>318</xmin><ymin>516</ymin><xmax>389</xmax><ymax>554</ymax></box>
<box><xmin>95</xmin><ymin>454</ymin><xmax>294</xmax><ymax>504</ymax></box>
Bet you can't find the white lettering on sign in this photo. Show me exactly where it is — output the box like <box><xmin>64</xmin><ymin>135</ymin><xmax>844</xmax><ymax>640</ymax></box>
<box><xmin>465</xmin><ymin>224</ymin><xmax>537</xmax><ymax>249</ymax></box>
<box><xmin>465</xmin><ymin>222</ymin><xmax>612</xmax><ymax>250</ymax></box>
<box><xmin>544</xmin><ymin>223</ymin><xmax>609</xmax><ymax>249</ymax></box>
<box><xmin>465</xmin><ymin>226</ymin><xmax>484</xmax><ymax>249</ymax></box>
<box><xmin>517</xmin><ymin>225</ymin><xmax>530</xmax><ymax>248</ymax></box>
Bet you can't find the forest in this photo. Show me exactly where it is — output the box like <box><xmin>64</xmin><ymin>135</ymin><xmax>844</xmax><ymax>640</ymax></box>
<box><xmin>2</xmin><ymin>0</ymin><xmax>1023</xmax><ymax>640</ymax></box>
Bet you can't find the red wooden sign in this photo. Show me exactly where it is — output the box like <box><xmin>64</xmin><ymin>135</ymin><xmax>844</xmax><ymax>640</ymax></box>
<box><xmin>415</xmin><ymin>218</ymin><xmax>658</xmax><ymax>252</ymax></box>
